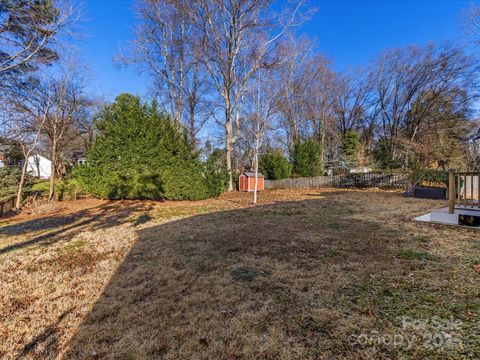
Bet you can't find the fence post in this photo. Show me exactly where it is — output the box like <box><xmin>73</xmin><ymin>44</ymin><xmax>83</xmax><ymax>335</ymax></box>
<box><xmin>448</xmin><ymin>169</ymin><xmax>456</xmax><ymax>214</ymax></box>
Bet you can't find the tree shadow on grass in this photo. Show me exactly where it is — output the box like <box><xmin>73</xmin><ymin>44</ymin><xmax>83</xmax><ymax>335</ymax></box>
<box><xmin>63</xmin><ymin>195</ymin><xmax>420</xmax><ymax>359</ymax></box>
<box><xmin>21</xmin><ymin>307</ymin><xmax>75</xmax><ymax>358</ymax></box>
<box><xmin>0</xmin><ymin>201</ymin><xmax>155</xmax><ymax>255</ymax></box>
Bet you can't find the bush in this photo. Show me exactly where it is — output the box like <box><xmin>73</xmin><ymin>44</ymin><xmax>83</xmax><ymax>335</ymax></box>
<box><xmin>409</xmin><ymin>169</ymin><xmax>448</xmax><ymax>188</ymax></box>
<box><xmin>31</xmin><ymin>178</ymin><xmax>86</xmax><ymax>200</ymax></box>
<box><xmin>30</xmin><ymin>180</ymin><xmax>50</xmax><ymax>193</ymax></box>
<box><xmin>76</xmin><ymin>94</ymin><xmax>209</xmax><ymax>200</ymax></box>
<box><xmin>0</xmin><ymin>166</ymin><xmax>34</xmax><ymax>199</ymax></box>
<box><xmin>204</xmin><ymin>149</ymin><xmax>228</xmax><ymax>197</ymax></box>
<box><xmin>290</xmin><ymin>139</ymin><xmax>323</xmax><ymax>177</ymax></box>
<box><xmin>0</xmin><ymin>166</ymin><xmax>20</xmax><ymax>198</ymax></box>
<box><xmin>259</xmin><ymin>149</ymin><xmax>292</xmax><ymax>180</ymax></box>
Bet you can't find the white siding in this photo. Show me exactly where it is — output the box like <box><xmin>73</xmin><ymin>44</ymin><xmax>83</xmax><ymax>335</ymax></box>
<box><xmin>27</xmin><ymin>154</ymin><xmax>51</xmax><ymax>179</ymax></box>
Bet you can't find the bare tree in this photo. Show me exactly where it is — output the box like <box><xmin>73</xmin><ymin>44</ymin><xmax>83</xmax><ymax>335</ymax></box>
<box><xmin>466</xmin><ymin>122</ymin><xmax>480</xmax><ymax>170</ymax></box>
<box><xmin>1</xmin><ymin>96</ymin><xmax>50</xmax><ymax>208</ymax></box>
<box><xmin>26</xmin><ymin>64</ymin><xmax>92</xmax><ymax>201</ymax></box>
<box><xmin>127</xmin><ymin>0</ymin><xmax>187</xmax><ymax>126</ymax></box>
<box><xmin>243</xmin><ymin>70</ymin><xmax>278</xmax><ymax>203</ymax></box>
<box><xmin>187</xmin><ymin>0</ymin><xmax>305</xmax><ymax>191</ymax></box>
<box><xmin>303</xmin><ymin>56</ymin><xmax>338</xmax><ymax>163</ymax></box>
<box><xmin>332</xmin><ymin>71</ymin><xmax>369</xmax><ymax>136</ymax></box>
<box><xmin>16</xmin><ymin>105</ymin><xmax>49</xmax><ymax>208</ymax></box>
<box><xmin>370</xmin><ymin>44</ymin><xmax>478</xmax><ymax>164</ymax></box>
<box><xmin>463</xmin><ymin>4</ymin><xmax>480</xmax><ymax>39</ymax></box>
<box><xmin>123</xmin><ymin>0</ymin><xmax>212</xmax><ymax>148</ymax></box>
<box><xmin>276</xmin><ymin>36</ymin><xmax>313</xmax><ymax>147</ymax></box>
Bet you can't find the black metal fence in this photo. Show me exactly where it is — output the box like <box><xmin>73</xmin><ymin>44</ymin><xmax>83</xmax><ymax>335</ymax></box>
<box><xmin>265</xmin><ymin>173</ymin><xmax>408</xmax><ymax>190</ymax></box>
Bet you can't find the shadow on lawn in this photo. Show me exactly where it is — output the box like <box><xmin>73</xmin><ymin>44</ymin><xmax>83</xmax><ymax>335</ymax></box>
<box><xmin>62</xmin><ymin>195</ymin><xmax>413</xmax><ymax>359</ymax></box>
<box><xmin>0</xmin><ymin>201</ymin><xmax>154</xmax><ymax>255</ymax></box>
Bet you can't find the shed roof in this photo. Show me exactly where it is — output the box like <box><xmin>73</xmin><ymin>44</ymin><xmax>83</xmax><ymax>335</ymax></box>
<box><xmin>242</xmin><ymin>172</ymin><xmax>264</xmax><ymax>178</ymax></box>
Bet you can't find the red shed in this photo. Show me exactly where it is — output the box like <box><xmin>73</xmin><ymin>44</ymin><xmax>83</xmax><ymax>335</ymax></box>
<box><xmin>239</xmin><ymin>172</ymin><xmax>265</xmax><ymax>192</ymax></box>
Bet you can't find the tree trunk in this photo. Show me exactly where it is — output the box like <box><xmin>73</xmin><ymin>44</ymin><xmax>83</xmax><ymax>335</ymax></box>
<box><xmin>49</xmin><ymin>139</ymin><xmax>57</xmax><ymax>202</ymax></box>
<box><xmin>226</xmin><ymin>123</ymin><xmax>234</xmax><ymax>192</ymax></box>
<box><xmin>15</xmin><ymin>157</ymin><xmax>29</xmax><ymax>209</ymax></box>
<box><xmin>189</xmin><ymin>105</ymin><xmax>196</xmax><ymax>149</ymax></box>
<box><xmin>225</xmin><ymin>99</ymin><xmax>234</xmax><ymax>192</ymax></box>
<box><xmin>253</xmin><ymin>136</ymin><xmax>259</xmax><ymax>204</ymax></box>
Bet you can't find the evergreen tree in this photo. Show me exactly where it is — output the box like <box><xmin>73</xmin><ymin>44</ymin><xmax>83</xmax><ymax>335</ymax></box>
<box><xmin>1</xmin><ymin>0</ymin><xmax>69</xmax><ymax>86</ymax></box>
<box><xmin>204</xmin><ymin>149</ymin><xmax>228</xmax><ymax>197</ymax></box>
<box><xmin>290</xmin><ymin>139</ymin><xmax>323</xmax><ymax>177</ymax></box>
<box><xmin>76</xmin><ymin>94</ymin><xmax>209</xmax><ymax>200</ymax></box>
<box><xmin>259</xmin><ymin>149</ymin><xmax>292</xmax><ymax>179</ymax></box>
<box><xmin>340</xmin><ymin>130</ymin><xmax>362</xmax><ymax>168</ymax></box>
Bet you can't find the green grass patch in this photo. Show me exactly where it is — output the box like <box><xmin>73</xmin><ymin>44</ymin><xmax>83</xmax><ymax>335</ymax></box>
<box><xmin>471</xmin><ymin>258</ymin><xmax>480</xmax><ymax>266</ymax></box>
<box><xmin>396</xmin><ymin>249</ymin><xmax>437</xmax><ymax>261</ymax></box>
<box><xmin>414</xmin><ymin>236</ymin><xmax>430</xmax><ymax>243</ymax></box>
<box><xmin>59</xmin><ymin>239</ymin><xmax>86</xmax><ymax>254</ymax></box>
<box><xmin>327</xmin><ymin>222</ymin><xmax>342</xmax><ymax>230</ymax></box>
<box><xmin>230</xmin><ymin>266</ymin><xmax>258</xmax><ymax>282</ymax></box>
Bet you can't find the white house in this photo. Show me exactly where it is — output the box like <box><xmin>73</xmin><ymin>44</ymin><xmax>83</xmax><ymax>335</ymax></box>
<box><xmin>27</xmin><ymin>153</ymin><xmax>51</xmax><ymax>179</ymax></box>
<box><xmin>0</xmin><ymin>146</ymin><xmax>8</xmax><ymax>168</ymax></box>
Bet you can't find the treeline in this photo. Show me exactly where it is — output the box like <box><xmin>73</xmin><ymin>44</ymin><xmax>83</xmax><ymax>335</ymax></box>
<box><xmin>2</xmin><ymin>0</ymin><xmax>480</xmax><ymax>205</ymax></box>
<box><xmin>124</xmin><ymin>0</ymin><xmax>480</xmax><ymax>190</ymax></box>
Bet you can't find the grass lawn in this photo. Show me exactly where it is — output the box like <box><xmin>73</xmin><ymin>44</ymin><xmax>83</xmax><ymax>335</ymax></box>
<box><xmin>0</xmin><ymin>189</ymin><xmax>479</xmax><ymax>359</ymax></box>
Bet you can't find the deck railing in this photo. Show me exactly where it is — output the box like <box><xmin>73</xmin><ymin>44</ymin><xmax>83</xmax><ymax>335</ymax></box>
<box><xmin>448</xmin><ymin>169</ymin><xmax>480</xmax><ymax>214</ymax></box>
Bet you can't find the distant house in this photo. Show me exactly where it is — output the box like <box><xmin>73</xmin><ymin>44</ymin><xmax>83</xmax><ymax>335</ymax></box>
<box><xmin>26</xmin><ymin>153</ymin><xmax>51</xmax><ymax>179</ymax></box>
<box><xmin>76</xmin><ymin>157</ymin><xmax>87</xmax><ymax>165</ymax></box>
<box><xmin>0</xmin><ymin>151</ymin><xmax>5</xmax><ymax>168</ymax></box>
<box><xmin>350</xmin><ymin>166</ymin><xmax>372</xmax><ymax>174</ymax></box>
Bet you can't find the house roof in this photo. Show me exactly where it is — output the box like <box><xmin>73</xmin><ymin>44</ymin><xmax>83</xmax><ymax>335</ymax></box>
<box><xmin>243</xmin><ymin>172</ymin><xmax>264</xmax><ymax>178</ymax></box>
<box><xmin>28</xmin><ymin>151</ymin><xmax>51</xmax><ymax>161</ymax></box>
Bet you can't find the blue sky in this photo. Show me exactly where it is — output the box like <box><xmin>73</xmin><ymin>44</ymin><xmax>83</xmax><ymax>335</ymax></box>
<box><xmin>76</xmin><ymin>0</ymin><xmax>475</xmax><ymax>100</ymax></box>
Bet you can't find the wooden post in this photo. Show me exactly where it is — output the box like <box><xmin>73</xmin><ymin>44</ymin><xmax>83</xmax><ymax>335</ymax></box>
<box><xmin>448</xmin><ymin>169</ymin><xmax>455</xmax><ymax>214</ymax></box>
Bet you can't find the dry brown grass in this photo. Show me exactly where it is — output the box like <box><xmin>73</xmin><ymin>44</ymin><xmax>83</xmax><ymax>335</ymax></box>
<box><xmin>0</xmin><ymin>189</ymin><xmax>479</xmax><ymax>359</ymax></box>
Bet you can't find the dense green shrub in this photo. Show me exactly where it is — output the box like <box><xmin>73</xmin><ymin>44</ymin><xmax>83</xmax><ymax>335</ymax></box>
<box><xmin>290</xmin><ymin>139</ymin><xmax>323</xmax><ymax>177</ymax></box>
<box><xmin>30</xmin><ymin>180</ymin><xmax>51</xmax><ymax>194</ymax></box>
<box><xmin>0</xmin><ymin>166</ymin><xmax>22</xmax><ymax>198</ymax></box>
<box><xmin>31</xmin><ymin>178</ymin><xmax>86</xmax><ymax>200</ymax></box>
<box><xmin>76</xmin><ymin>94</ymin><xmax>209</xmax><ymax>200</ymax></box>
<box><xmin>204</xmin><ymin>149</ymin><xmax>228</xmax><ymax>197</ymax></box>
<box><xmin>340</xmin><ymin>131</ymin><xmax>362</xmax><ymax>168</ymax></box>
<box><xmin>259</xmin><ymin>149</ymin><xmax>292</xmax><ymax>180</ymax></box>
<box><xmin>409</xmin><ymin>169</ymin><xmax>448</xmax><ymax>188</ymax></box>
